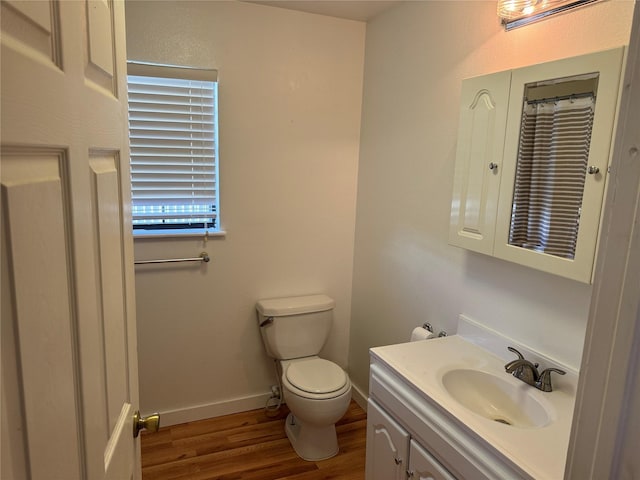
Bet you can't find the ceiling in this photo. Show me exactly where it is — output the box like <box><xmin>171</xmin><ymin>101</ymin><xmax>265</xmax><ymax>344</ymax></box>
<box><xmin>243</xmin><ymin>1</ymin><xmax>401</xmax><ymax>22</ymax></box>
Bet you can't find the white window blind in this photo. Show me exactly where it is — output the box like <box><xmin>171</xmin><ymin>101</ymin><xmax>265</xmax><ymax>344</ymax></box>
<box><xmin>127</xmin><ymin>62</ymin><xmax>219</xmax><ymax>233</ymax></box>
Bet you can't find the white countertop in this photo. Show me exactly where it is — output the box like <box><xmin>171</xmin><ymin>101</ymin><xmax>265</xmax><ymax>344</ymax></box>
<box><xmin>370</xmin><ymin>335</ymin><xmax>577</xmax><ymax>480</ymax></box>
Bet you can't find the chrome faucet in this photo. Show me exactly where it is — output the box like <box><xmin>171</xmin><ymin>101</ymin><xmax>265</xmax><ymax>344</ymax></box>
<box><xmin>505</xmin><ymin>358</ymin><xmax>540</xmax><ymax>385</ymax></box>
<box><xmin>504</xmin><ymin>347</ymin><xmax>566</xmax><ymax>392</ymax></box>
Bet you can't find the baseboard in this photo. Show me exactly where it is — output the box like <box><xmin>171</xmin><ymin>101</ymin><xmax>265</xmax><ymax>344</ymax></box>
<box><xmin>149</xmin><ymin>392</ymin><xmax>273</xmax><ymax>427</ymax></box>
<box><xmin>350</xmin><ymin>382</ymin><xmax>368</xmax><ymax>412</ymax></box>
<box><xmin>150</xmin><ymin>383</ymin><xmax>369</xmax><ymax>428</ymax></box>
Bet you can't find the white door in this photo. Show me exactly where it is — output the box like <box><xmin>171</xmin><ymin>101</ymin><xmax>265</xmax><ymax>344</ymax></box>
<box><xmin>1</xmin><ymin>1</ymin><xmax>141</xmax><ymax>480</ymax></box>
<box><xmin>365</xmin><ymin>400</ymin><xmax>410</xmax><ymax>480</ymax></box>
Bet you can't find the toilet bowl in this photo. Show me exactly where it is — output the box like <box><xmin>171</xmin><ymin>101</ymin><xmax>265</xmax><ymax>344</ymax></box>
<box><xmin>256</xmin><ymin>294</ymin><xmax>352</xmax><ymax>461</ymax></box>
<box><xmin>281</xmin><ymin>357</ymin><xmax>352</xmax><ymax>460</ymax></box>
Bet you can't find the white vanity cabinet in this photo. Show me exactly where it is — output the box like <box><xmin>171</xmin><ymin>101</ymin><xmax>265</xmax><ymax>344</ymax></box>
<box><xmin>449</xmin><ymin>47</ymin><xmax>625</xmax><ymax>283</ymax></box>
<box><xmin>365</xmin><ymin>399</ymin><xmax>455</xmax><ymax>480</ymax></box>
<box><xmin>366</xmin><ymin>330</ymin><xmax>578</xmax><ymax>480</ymax></box>
<box><xmin>366</xmin><ymin>350</ymin><xmax>537</xmax><ymax>480</ymax></box>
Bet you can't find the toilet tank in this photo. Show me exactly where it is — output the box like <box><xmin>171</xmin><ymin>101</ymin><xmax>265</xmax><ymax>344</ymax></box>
<box><xmin>256</xmin><ymin>294</ymin><xmax>335</xmax><ymax>360</ymax></box>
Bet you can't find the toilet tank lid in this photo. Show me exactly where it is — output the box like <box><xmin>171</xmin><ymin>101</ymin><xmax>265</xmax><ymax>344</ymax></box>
<box><xmin>256</xmin><ymin>294</ymin><xmax>335</xmax><ymax>317</ymax></box>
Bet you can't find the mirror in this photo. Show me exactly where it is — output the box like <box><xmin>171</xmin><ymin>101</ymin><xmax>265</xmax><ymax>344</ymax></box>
<box><xmin>508</xmin><ymin>73</ymin><xmax>599</xmax><ymax>260</ymax></box>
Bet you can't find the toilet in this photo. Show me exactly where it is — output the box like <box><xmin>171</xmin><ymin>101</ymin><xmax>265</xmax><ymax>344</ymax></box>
<box><xmin>256</xmin><ymin>294</ymin><xmax>352</xmax><ymax>461</ymax></box>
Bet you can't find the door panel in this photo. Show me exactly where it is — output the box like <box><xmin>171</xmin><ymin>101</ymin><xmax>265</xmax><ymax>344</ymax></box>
<box><xmin>0</xmin><ymin>0</ymin><xmax>61</xmax><ymax>66</ymax></box>
<box><xmin>85</xmin><ymin>0</ymin><xmax>117</xmax><ymax>92</ymax></box>
<box><xmin>90</xmin><ymin>153</ymin><xmax>129</xmax><ymax>431</ymax></box>
<box><xmin>1</xmin><ymin>149</ymin><xmax>82</xmax><ymax>480</ymax></box>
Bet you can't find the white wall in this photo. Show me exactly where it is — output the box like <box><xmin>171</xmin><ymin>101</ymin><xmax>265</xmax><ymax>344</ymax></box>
<box><xmin>349</xmin><ymin>0</ymin><xmax>634</xmax><ymax>396</ymax></box>
<box><xmin>125</xmin><ymin>1</ymin><xmax>365</xmax><ymax>420</ymax></box>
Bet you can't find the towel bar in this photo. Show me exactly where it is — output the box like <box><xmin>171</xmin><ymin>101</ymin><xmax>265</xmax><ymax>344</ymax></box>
<box><xmin>134</xmin><ymin>252</ymin><xmax>210</xmax><ymax>265</ymax></box>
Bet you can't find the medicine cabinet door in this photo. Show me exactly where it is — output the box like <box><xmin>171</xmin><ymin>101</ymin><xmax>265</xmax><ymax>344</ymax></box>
<box><xmin>449</xmin><ymin>71</ymin><xmax>511</xmax><ymax>255</ymax></box>
<box><xmin>494</xmin><ymin>47</ymin><xmax>625</xmax><ymax>283</ymax></box>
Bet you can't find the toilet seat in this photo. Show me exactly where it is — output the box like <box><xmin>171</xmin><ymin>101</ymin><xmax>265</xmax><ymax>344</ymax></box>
<box><xmin>287</xmin><ymin>358</ymin><xmax>346</xmax><ymax>393</ymax></box>
<box><xmin>282</xmin><ymin>358</ymin><xmax>351</xmax><ymax>400</ymax></box>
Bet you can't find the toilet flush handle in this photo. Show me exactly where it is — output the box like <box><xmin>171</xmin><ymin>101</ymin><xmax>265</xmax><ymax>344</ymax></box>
<box><xmin>260</xmin><ymin>316</ymin><xmax>274</xmax><ymax>327</ymax></box>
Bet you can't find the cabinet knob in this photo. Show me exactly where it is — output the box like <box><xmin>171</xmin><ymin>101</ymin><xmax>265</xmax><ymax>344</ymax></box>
<box><xmin>488</xmin><ymin>162</ymin><xmax>498</xmax><ymax>171</ymax></box>
<box><xmin>588</xmin><ymin>165</ymin><xmax>600</xmax><ymax>175</ymax></box>
<box><xmin>394</xmin><ymin>457</ymin><xmax>402</xmax><ymax>465</ymax></box>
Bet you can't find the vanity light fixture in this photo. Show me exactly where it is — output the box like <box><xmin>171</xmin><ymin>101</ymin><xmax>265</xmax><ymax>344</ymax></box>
<box><xmin>498</xmin><ymin>0</ymin><xmax>598</xmax><ymax>30</ymax></box>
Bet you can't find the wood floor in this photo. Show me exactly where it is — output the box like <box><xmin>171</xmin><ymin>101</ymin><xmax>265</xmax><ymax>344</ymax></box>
<box><xmin>141</xmin><ymin>401</ymin><xmax>367</xmax><ymax>480</ymax></box>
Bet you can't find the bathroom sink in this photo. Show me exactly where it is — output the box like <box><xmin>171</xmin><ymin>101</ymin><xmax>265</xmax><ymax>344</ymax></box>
<box><xmin>441</xmin><ymin>369</ymin><xmax>551</xmax><ymax>428</ymax></box>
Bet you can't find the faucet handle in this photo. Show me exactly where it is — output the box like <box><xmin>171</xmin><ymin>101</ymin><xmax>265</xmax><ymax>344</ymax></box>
<box><xmin>505</xmin><ymin>347</ymin><xmax>525</xmax><ymax>379</ymax></box>
<box><xmin>536</xmin><ymin>368</ymin><xmax>566</xmax><ymax>392</ymax></box>
<box><xmin>507</xmin><ymin>347</ymin><xmax>538</xmax><ymax>368</ymax></box>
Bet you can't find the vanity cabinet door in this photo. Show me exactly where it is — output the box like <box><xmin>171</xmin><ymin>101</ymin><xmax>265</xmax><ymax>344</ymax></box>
<box><xmin>407</xmin><ymin>439</ymin><xmax>457</xmax><ymax>480</ymax></box>
<box><xmin>365</xmin><ymin>399</ymin><xmax>410</xmax><ymax>480</ymax></box>
<box><xmin>449</xmin><ymin>71</ymin><xmax>511</xmax><ymax>255</ymax></box>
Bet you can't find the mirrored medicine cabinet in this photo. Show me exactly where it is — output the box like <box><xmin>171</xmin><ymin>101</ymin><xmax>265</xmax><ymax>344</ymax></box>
<box><xmin>449</xmin><ymin>47</ymin><xmax>625</xmax><ymax>283</ymax></box>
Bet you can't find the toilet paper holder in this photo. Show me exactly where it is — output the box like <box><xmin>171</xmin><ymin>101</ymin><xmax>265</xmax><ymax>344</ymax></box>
<box><xmin>423</xmin><ymin>323</ymin><xmax>447</xmax><ymax>337</ymax></box>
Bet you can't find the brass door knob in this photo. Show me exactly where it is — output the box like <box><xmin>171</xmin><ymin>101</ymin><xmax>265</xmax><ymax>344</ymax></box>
<box><xmin>133</xmin><ymin>411</ymin><xmax>160</xmax><ymax>438</ymax></box>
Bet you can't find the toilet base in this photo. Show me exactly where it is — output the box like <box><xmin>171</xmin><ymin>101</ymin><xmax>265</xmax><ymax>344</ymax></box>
<box><xmin>284</xmin><ymin>412</ymin><xmax>339</xmax><ymax>461</ymax></box>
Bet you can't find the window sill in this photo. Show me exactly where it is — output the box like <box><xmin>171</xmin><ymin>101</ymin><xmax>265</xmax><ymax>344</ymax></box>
<box><xmin>132</xmin><ymin>229</ymin><xmax>227</xmax><ymax>240</ymax></box>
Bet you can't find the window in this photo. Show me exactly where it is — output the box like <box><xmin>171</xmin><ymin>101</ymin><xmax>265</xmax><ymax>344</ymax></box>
<box><xmin>126</xmin><ymin>62</ymin><xmax>219</xmax><ymax>235</ymax></box>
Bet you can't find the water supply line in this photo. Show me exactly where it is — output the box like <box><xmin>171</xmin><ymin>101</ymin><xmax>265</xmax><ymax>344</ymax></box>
<box><xmin>264</xmin><ymin>359</ymin><xmax>283</xmax><ymax>417</ymax></box>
